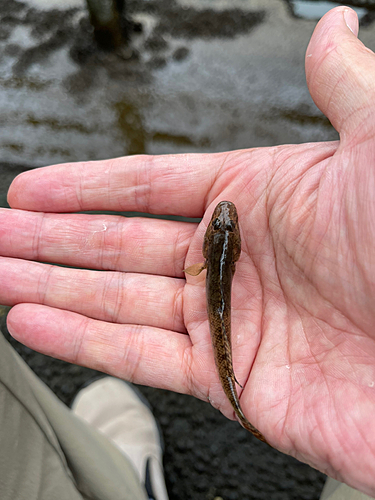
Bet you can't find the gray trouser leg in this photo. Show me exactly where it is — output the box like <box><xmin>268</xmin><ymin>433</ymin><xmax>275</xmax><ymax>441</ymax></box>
<box><xmin>320</xmin><ymin>477</ymin><xmax>373</xmax><ymax>499</ymax></box>
<box><xmin>0</xmin><ymin>332</ymin><xmax>148</xmax><ymax>500</ymax></box>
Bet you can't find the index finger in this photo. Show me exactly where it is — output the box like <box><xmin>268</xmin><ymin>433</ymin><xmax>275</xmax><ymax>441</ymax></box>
<box><xmin>7</xmin><ymin>153</ymin><xmax>224</xmax><ymax>216</ymax></box>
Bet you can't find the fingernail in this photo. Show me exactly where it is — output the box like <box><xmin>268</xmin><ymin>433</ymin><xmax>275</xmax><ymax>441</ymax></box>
<box><xmin>6</xmin><ymin>320</ymin><xmax>14</xmax><ymax>337</ymax></box>
<box><xmin>344</xmin><ymin>8</ymin><xmax>359</xmax><ymax>37</ymax></box>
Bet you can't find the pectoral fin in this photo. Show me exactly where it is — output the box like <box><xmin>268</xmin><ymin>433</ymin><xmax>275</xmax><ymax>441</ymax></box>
<box><xmin>184</xmin><ymin>262</ymin><xmax>206</xmax><ymax>276</ymax></box>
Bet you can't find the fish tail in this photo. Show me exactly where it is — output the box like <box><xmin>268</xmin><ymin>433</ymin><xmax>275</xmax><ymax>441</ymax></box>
<box><xmin>226</xmin><ymin>376</ymin><xmax>268</xmax><ymax>444</ymax></box>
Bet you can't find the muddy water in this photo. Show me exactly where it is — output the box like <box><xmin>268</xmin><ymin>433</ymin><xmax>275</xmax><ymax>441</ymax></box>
<box><xmin>3</xmin><ymin>0</ymin><xmax>373</xmax><ymax>174</ymax></box>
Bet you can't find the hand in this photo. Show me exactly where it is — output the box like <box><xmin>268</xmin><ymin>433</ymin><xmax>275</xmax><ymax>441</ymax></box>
<box><xmin>1</xmin><ymin>6</ymin><xmax>374</xmax><ymax>496</ymax></box>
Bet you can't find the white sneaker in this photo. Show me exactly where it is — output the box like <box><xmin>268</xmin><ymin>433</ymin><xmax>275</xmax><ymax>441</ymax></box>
<box><xmin>71</xmin><ymin>377</ymin><xmax>169</xmax><ymax>500</ymax></box>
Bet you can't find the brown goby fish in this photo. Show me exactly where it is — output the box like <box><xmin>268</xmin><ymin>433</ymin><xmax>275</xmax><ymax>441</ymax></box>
<box><xmin>185</xmin><ymin>201</ymin><xmax>267</xmax><ymax>443</ymax></box>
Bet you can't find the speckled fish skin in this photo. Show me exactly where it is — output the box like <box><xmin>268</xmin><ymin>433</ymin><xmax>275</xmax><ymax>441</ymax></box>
<box><xmin>203</xmin><ymin>201</ymin><xmax>267</xmax><ymax>443</ymax></box>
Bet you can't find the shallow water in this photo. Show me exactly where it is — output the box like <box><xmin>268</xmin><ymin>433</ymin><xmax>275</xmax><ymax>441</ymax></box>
<box><xmin>2</xmin><ymin>0</ymin><xmax>365</xmax><ymax>173</ymax></box>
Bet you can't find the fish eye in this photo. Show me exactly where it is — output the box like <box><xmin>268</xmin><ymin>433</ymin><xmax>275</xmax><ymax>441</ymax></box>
<box><xmin>213</xmin><ymin>218</ymin><xmax>221</xmax><ymax>230</ymax></box>
<box><xmin>225</xmin><ymin>222</ymin><xmax>234</xmax><ymax>232</ymax></box>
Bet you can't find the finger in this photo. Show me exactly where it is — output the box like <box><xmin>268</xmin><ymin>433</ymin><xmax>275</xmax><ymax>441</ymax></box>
<box><xmin>305</xmin><ymin>7</ymin><xmax>375</xmax><ymax>139</ymax></box>
<box><xmin>7</xmin><ymin>304</ymin><xmax>194</xmax><ymax>395</ymax></box>
<box><xmin>8</xmin><ymin>152</ymin><xmax>224</xmax><ymax>215</ymax></box>
<box><xmin>0</xmin><ymin>208</ymin><xmax>195</xmax><ymax>276</ymax></box>
<box><xmin>0</xmin><ymin>257</ymin><xmax>185</xmax><ymax>333</ymax></box>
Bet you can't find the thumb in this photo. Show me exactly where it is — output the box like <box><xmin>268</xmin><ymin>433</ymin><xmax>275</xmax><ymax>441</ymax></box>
<box><xmin>306</xmin><ymin>7</ymin><xmax>375</xmax><ymax>142</ymax></box>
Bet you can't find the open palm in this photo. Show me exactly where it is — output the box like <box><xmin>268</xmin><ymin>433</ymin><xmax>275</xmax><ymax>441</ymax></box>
<box><xmin>1</xmin><ymin>7</ymin><xmax>374</xmax><ymax>496</ymax></box>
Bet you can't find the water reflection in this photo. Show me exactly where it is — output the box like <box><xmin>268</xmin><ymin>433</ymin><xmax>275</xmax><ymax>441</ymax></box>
<box><xmin>115</xmin><ymin>98</ymin><xmax>147</xmax><ymax>155</ymax></box>
<box><xmin>1</xmin><ymin>0</ymin><xmax>374</xmax><ymax>172</ymax></box>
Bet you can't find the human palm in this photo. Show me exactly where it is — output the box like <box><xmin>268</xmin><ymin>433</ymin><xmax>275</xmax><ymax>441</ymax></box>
<box><xmin>1</xmin><ymin>6</ymin><xmax>374</xmax><ymax>496</ymax></box>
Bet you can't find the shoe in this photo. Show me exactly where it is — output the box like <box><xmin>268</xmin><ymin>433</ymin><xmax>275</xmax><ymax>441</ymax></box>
<box><xmin>71</xmin><ymin>377</ymin><xmax>169</xmax><ymax>500</ymax></box>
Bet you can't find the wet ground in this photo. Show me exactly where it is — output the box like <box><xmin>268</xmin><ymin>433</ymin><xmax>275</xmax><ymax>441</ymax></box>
<box><xmin>1</xmin><ymin>0</ymin><xmax>375</xmax><ymax>499</ymax></box>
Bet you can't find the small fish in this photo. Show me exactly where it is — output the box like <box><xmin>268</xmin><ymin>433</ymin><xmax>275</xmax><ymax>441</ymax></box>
<box><xmin>185</xmin><ymin>201</ymin><xmax>267</xmax><ymax>443</ymax></box>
